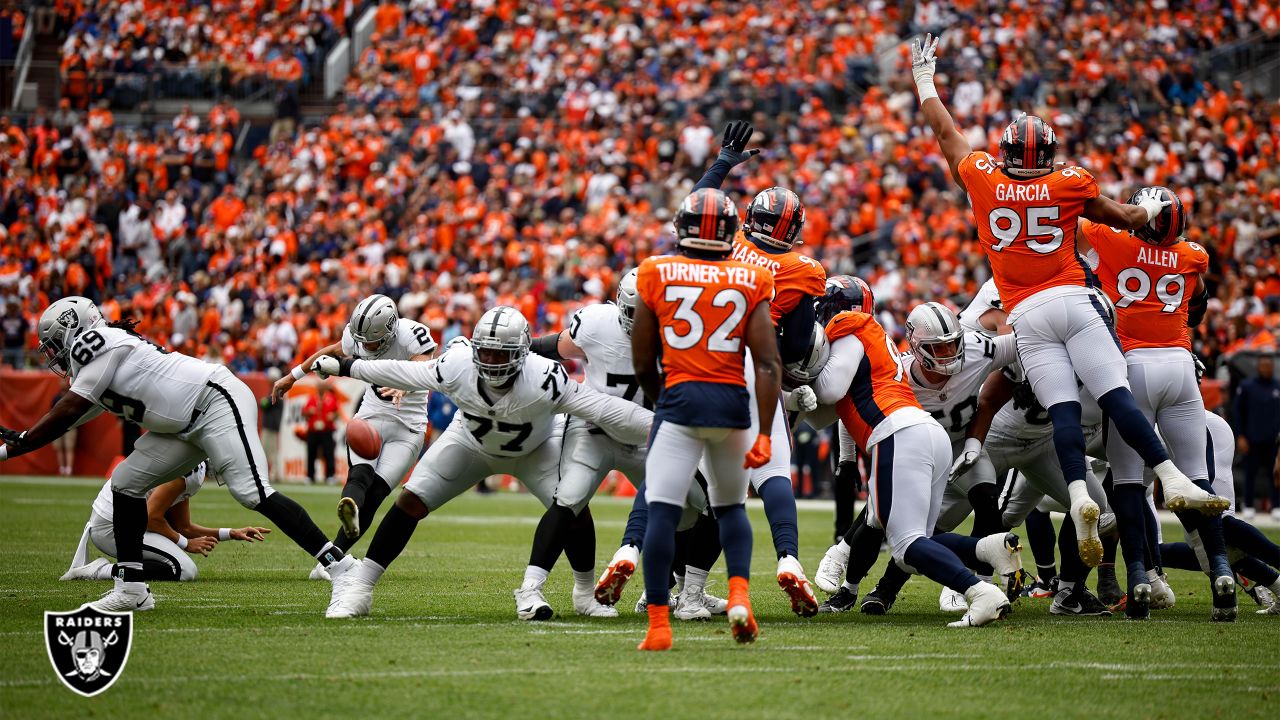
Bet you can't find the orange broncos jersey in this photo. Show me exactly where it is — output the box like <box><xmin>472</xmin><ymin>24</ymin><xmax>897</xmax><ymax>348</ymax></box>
<box><xmin>1083</xmin><ymin>219</ymin><xmax>1208</xmax><ymax>353</ymax></box>
<box><xmin>825</xmin><ymin>311</ymin><xmax>922</xmax><ymax>448</ymax></box>
<box><xmin>958</xmin><ymin>152</ymin><xmax>1101</xmax><ymax>311</ymax></box>
<box><xmin>729</xmin><ymin>234</ymin><xmax>826</xmax><ymax>323</ymax></box>
<box><xmin>636</xmin><ymin>254</ymin><xmax>775</xmax><ymax>389</ymax></box>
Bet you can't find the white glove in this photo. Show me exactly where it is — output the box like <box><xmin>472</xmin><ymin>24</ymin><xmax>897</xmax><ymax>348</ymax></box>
<box><xmin>1137</xmin><ymin>194</ymin><xmax>1172</xmax><ymax>223</ymax></box>
<box><xmin>910</xmin><ymin>33</ymin><xmax>940</xmax><ymax>102</ymax></box>
<box><xmin>949</xmin><ymin>437</ymin><xmax>982</xmax><ymax>484</ymax></box>
<box><xmin>784</xmin><ymin>385</ymin><xmax>818</xmax><ymax>413</ymax></box>
<box><xmin>313</xmin><ymin>355</ymin><xmax>341</xmax><ymax>379</ymax></box>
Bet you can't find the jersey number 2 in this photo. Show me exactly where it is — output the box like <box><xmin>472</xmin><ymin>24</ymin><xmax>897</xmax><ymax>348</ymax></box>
<box><xmin>663</xmin><ymin>286</ymin><xmax>747</xmax><ymax>353</ymax></box>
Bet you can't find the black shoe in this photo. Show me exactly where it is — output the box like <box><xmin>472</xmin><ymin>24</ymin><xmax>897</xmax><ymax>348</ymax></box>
<box><xmin>1049</xmin><ymin>584</ymin><xmax>1112</xmax><ymax>616</ymax></box>
<box><xmin>1125</xmin><ymin>583</ymin><xmax>1151</xmax><ymax>620</ymax></box>
<box><xmin>860</xmin><ymin>585</ymin><xmax>896</xmax><ymax>615</ymax></box>
<box><xmin>1211</xmin><ymin>575</ymin><xmax>1237</xmax><ymax>622</ymax></box>
<box><xmin>1096</xmin><ymin>566</ymin><xmax>1124</xmax><ymax>607</ymax></box>
<box><xmin>818</xmin><ymin>587</ymin><xmax>858</xmax><ymax>613</ymax></box>
<box><xmin>1022</xmin><ymin>575</ymin><xmax>1057</xmax><ymax>599</ymax></box>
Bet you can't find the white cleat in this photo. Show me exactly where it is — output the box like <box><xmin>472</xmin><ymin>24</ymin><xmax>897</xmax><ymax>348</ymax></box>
<box><xmin>90</xmin><ymin>579</ymin><xmax>155</xmax><ymax>612</ymax></box>
<box><xmin>1156</xmin><ymin>463</ymin><xmax>1229</xmax><ymax>514</ymax></box>
<box><xmin>1149</xmin><ymin>572</ymin><xmax>1176</xmax><ymax>609</ymax></box>
<box><xmin>1069</xmin><ymin>498</ymin><xmax>1103</xmax><ymax>568</ymax></box>
<box><xmin>572</xmin><ymin>586</ymin><xmax>618</xmax><ymax>618</ymax></box>
<box><xmin>514</xmin><ymin>581</ymin><xmax>554</xmax><ymax>621</ymax></box>
<box><xmin>947</xmin><ymin>582</ymin><xmax>1010</xmax><ymax>628</ymax></box>
<box><xmin>939</xmin><ymin>586</ymin><xmax>969</xmax><ymax>613</ymax></box>
<box><xmin>594</xmin><ymin>544</ymin><xmax>639</xmax><ymax>606</ymax></box>
<box><xmin>326</xmin><ymin>556</ymin><xmax>373</xmax><ymax>619</ymax></box>
<box><xmin>633</xmin><ymin>591</ymin><xmax>648</xmax><ymax>614</ymax></box>
<box><xmin>814</xmin><ymin>541</ymin><xmax>849</xmax><ymax>594</ymax></box>
<box><xmin>60</xmin><ymin>558</ymin><xmax>113</xmax><ymax>582</ymax></box>
<box><xmin>308</xmin><ymin>563</ymin><xmax>331</xmax><ymax>581</ymax></box>
<box><xmin>776</xmin><ymin>555</ymin><xmax>819</xmax><ymax>617</ymax></box>
<box><xmin>674</xmin><ymin>586</ymin><xmax>728</xmax><ymax>621</ymax></box>
<box><xmin>976</xmin><ymin>532</ymin><xmax>1026</xmax><ymax>598</ymax></box>
<box><xmin>1254</xmin><ymin>586</ymin><xmax>1280</xmax><ymax>615</ymax></box>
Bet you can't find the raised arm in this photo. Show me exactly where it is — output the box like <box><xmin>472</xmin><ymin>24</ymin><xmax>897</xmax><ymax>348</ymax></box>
<box><xmin>910</xmin><ymin>34</ymin><xmax>972</xmax><ymax>188</ymax></box>
<box><xmin>1083</xmin><ymin>188</ymin><xmax>1172</xmax><ymax>232</ymax></box>
<box><xmin>692</xmin><ymin>121</ymin><xmax>759</xmax><ymax>191</ymax></box>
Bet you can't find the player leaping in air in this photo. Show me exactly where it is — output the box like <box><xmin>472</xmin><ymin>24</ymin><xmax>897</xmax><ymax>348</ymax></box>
<box><xmin>907</xmin><ymin>34</ymin><xmax>1228</xmax><ymax>575</ymax></box>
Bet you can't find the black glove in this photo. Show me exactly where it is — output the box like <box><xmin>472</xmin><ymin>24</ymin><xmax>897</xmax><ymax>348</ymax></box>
<box><xmin>0</xmin><ymin>426</ymin><xmax>28</xmax><ymax>457</ymax></box>
<box><xmin>716</xmin><ymin>120</ymin><xmax>759</xmax><ymax>168</ymax></box>
<box><xmin>834</xmin><ymin>460</ymin><xmax>863</xmax><ymax>494</ymax></box>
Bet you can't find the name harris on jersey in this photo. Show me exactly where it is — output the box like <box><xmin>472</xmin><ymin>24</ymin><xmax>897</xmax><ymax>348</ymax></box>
<box><xmin>730</xmin><ymin>240</ymin><xmax>781</xmax><ymax>273</ymax></box>
<box><xmin>656</xmin><ymin>261</ymin><xmax>761</xmax><ymax>289</ymax></box>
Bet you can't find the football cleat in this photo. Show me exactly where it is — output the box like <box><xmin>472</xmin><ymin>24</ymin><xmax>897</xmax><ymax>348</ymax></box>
<box><xmin>776</xmin><ymin>555</ymin><xmax>819</xmax><ymax>617</ymax></box>
<box><xmin>638</xmin><ymin>605</ymin><xmax>673</xmax><ymax>651</ymax></box>
<box><xmin>326</xmin><ymin>556</ymin><xmax>373</xmax><ymax>619</ymax></box>
<box><xmin>1096</xmin><ymin>565</ymin><xmax>1124</xmax><ymax>606</ymax></box>
<box><xmin>698</xmin><ymin>590</ymin><xmax>729</xmax><ymax>615</ymax></box>
<box><xmin>90</xmin><ymin>579</ymin><xmax>154</xmax><ymax>612</ymax></box>
<box><xmin>814</xmin><ymin>541</ymin><xmax>849</xmax><ymax>594</ymax></box>
<box><xmin>939</xmin><ymin>586</ymin><xmax>969</xmax><ymax>613</ymax></box>
<box><xmin>1210</xmin><ymin>575</ymin><xmax>1237</xmax><ymax>622</ymax></box>
<box><xmin>860</xmin><ymin>585</ymin><xmax>897</xmax><ymax>615</ymax></box>
<box><xmin>976</xmin><ymin>532</ymin><xmax>1026</xmax><ymax>599</ymax></box>
<box><xmin>674</xmin><ymin>587</ymin><xmax>727</xmax><ymax>621</ymax></box>
<box><xmin>1097</xmin><ymin>511</ymin><xmax>1118</xmax><ymax>539</ymax></box>
<box><xmin>1050</xmin><ymin>585</ymin><xmax>1112</xmax><ymax>616</ymax></box>
<box><xmin>948</xmin><ymin>582</ymin><xmax>1010</xmax><ymax>628</ymax></box>
<box><xmin>818</xmin><ymin>586</ymin><xmax>859</xmax><ymax>613</ymax></box>
<box><xmin>726</xmin><ymin>577</ymin><xmax>757</xmax><ymax>644</ymax></box>
<box><xmin>60</xmin><ymin>557</ymin><xmax>113</xmax><ymax>581</ymax></box>
<box><xmin>633</xmin><ymin>591</ymin><xmax>648</xmax><ymax>614</ymax></box>
<box><xmin>337</xmin><ymin>497</ymin><xmax>360</xmax><ymax>539</ymax></box>
<box><xmin>1023</xmin><ymin>576</ymin><xmax>1057</xmax><ymax>599</ymax></box>
<box><xmin>514</xmin><ymin>580</ymin><xmax>555</xmax><ymax>621</ymax></box>
<box><xmin>308</xmin><ymin>563</ymin><xmax>331</xmax><ymax>581</ymax></box>
<box><xmin>1125</xmin><ymin>583</ymin><xmax>1152</xmax><ymax>620</ymax></box>
<box><xmin>1253</xmin><ymin>586</ymin><xmax>1280</xmax><ymax>615</ymax></box>
<box><xmin>1069</xmin><ymin>497</ymin><xmax>1103</xmax><ymax>568</ymax></box>
<box><xmin>573</xmin><ymin>585</ymin><xmax>619</xmax><ymax>618</ymax></box>
<box><xmin>1149</xmin><ymin>572</ymin><xmax>1175</xmax><ymax>610</ymax></box>
<box><xmin>1156</xmin><ymin>466</ymin><xmax>1229</xmax><ymax>515</ymax></box>
<box><xmin>595</xmin><ymin>544</ymin><xmax>638</xmax><ymax>606</ymax></box>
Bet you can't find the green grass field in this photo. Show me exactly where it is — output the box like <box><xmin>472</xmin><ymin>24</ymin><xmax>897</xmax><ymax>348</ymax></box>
<box><xmin>1</xmin><ymin>475</ymin><xmax>1277</xmax><ymax>719</ymax></box>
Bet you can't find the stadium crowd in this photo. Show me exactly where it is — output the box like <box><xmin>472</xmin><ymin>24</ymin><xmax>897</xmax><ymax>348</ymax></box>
<box><xmin>1</xmin><ymin>1</ymin><xmax>1279</xmax><ymax>487</ymax></box>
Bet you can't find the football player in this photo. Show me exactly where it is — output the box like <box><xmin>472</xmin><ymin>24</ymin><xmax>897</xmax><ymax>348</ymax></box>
<box><xmin>908</xmin><ymin>34</ymin><xmax>1226</xmax><ymax>569</ymax></box>
<box><xmin>631</xmin><ymin>187</ymin><xmax>781</xmax><ymax>650</ymax></box>
<box><xmin>686</xmin><ymin>121</ymin><xmax>826</xmax><ymax>616</ymax></box>
<box><xmin>271</xmin><ymin>294</ymin><xmax>437</xmax><ymax>578</ymax></box>
<box><xmin>957</xmin><ymin>279</ymin><xmax>1008</xmax><ymax>336</ymax></box>
<box><xmin>0</xmin><ymin>297</ymin><xmax>361</xmax><ymax>613</ymax></box>
<box><xmin>316</xmin><ymin>306</ymin><xmax>652</xmax><ymax>619</ymax></box>
<box><xmin>811</xmin><ymin>277</ymin><xmax>1023</xmax><ymax>627</ymax></box>
<box><xmin>1082</xmin><ymin>187</ymin><xmax>1234</xmax><ymax>619</ymax></box>
<box><xmin>61</xmin><ymin>461</ymin><xmax>270</xmax><ymax>582</ymax></box>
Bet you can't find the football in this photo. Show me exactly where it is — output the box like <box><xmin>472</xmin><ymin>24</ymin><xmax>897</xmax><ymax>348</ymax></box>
<box><xmin>345</xmin><ymin>418</ymin><xmax>382</xmax><ymax>460</ymax></box>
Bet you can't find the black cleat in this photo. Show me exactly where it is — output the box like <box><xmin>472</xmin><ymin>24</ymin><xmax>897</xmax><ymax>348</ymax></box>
<box><xmin>860</xmin><ymin>585</ymin><xmax>896</xmax><ymax>616</ymax></box>
<box><xmin>818</xmin><ymin>587</ymin><xmax>858</xmax><ymax>613</ymax></box>
<box><xmin>1096</xmin><ymin>565</ymin><xmax>1124</xmax><ymax>607</ymax></box>
<box><xmin>1050</xmin><ymin>584</ymin><xmax>1112</xmax><ymax>616</ymax></box>
<box><xmin>1023</xmin><ymin>576</ymin><xmax>1058</xmax><ymax>599</ymax></box>
<box><xmin>1211</xmin><ymin>575</ymin><xmax>1237</xmax><ymax>622</ymax></box>
<box><xmin>1125</xmin><ymin>583</ymin><xmax>1151</xmax><ymax>620</ymax></box>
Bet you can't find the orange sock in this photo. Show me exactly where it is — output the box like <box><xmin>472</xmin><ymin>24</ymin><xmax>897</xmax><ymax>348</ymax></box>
<box><xmin>727</xmin><ymin>576</ymin><xmax>758</xmax><ymax>644</ymax></box>
<box><xmin>728</xmin><ymin>576</ymin><xmax>751</xmax><ymax>608</ymax></box>
<box><xmin>638</xmin><ymin>604</ymin><xmax>672</xmax><ymax>651</ymax></box>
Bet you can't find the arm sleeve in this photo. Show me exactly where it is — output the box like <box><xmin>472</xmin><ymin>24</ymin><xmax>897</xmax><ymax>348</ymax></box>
<box><xmin>348</xmin><ymin>357</ymin><xmax>445</xmax><ymax>393</ymax></box>
<box><xmin>529</xmin><ymin>333</ymin><xmax>564</xmax><ymax>361</ymax></box>
<box><xmin>555</xmin><ymin>380</ymin><xmax>653</xmax><ymax>446</ymax></box>
<box><xmin>814</xmin><ymin>335</ymin><xmax>865</xmax><ymax>406</ymax></box>
<box><xmin>692</xmin><ymin>159</ymin><xmax>734</xmax><ymax>191</ymax></box>
<box><xmin>68</xmin><ymin>347</ymin><xmax>129</xmax><ymax>404</ymax></box>
<box><xmin>776</xmin><ymin>298</ymin><xmax>816</xmax><ymax>365</ymax></box>
<box><xmin>991</xmin><ymin>334</ymin><xmax>1019</xmax><ymax>369</ymax></box>
<box><xmin>838</xmin><ymin>423</ymin><xmax>858</xmax><ymax>464</ymax></box>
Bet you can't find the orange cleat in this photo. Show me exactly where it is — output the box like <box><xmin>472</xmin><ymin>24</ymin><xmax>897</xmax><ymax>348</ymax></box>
<box><xmin>727</xmin><ymin>576</ymin><xmax>758</xmax><ymax>644</ymax></box>
<box><xmin>595</xmin><ymin>545</ymin><xmax>638</xmax><ymax>606</ymax></box>
<box><xmin>638</xmin><ymin>604</ymin><xmax>672</xmax><ymax>651</ymax></box>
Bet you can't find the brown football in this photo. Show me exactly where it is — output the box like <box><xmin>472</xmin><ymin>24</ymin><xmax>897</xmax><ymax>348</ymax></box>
<box><xmin>346</xmin><ymin>417</ymin><xmax>382</xmax><ymax>459</ymax></box>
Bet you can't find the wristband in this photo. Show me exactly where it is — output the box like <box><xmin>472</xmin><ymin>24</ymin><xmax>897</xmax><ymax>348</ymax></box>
<box><xmin>219</xmin><ymin>528</ymin><xmax>231</xmax><ymax>541</ymax></box>
<box><xmin>916</xmin><ymin>78</ymin><xmax>939</xmax><ymax>103</ymax></box>
<box><xmin>291</xmin><ymin>365</ymin><xmax>307</xmax><ymax>380</ymax></box>
<box><xmin>177</xmin><ymin>535</ymin><xmax>188</xmax><ymax>550</ymax></box>
<box><xmin>0</xmin><ymin>445</ymin><xmax>7</xmax><ymax>461</ymax></box>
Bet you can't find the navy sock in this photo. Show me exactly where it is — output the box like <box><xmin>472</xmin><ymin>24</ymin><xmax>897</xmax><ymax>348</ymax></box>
<box><xmin>1057</xmin><ymin>520</ymin><xmax>1091</xmax><ymax>584</ymax></box>
<box><xmin>932</xmin><ymin>532</ymin><xmax>980</xmax><ymax>566</ymax></box>
<box><xmin>757</xmin><ymin>476</ymin><xmax>800</xmax><ymax>559</ymax></box>
<box><xmin>712</xmin><ymin>503</ymin><xmax>753</xmax><ymax>579</ymax></box>
<box><xmin>621</xmin><ymin>483</ymin><xmax>649</xmax><ymax>549</ymax></box>
<box><xmin>846</xmin><ymin>510</ymin><xmax>886</xmax><ymax>584</ymax></box>
<box><xmin>1101</xmin><ymin>531</ymin><xmax>1118</xmax><ymax>565</ymax></box>
<box><xmin>1173</xmin><ymin>480</ymin><xmax>1230</xmax><ymax>579</ymax></box>
<box><xmin>903</xmin><ymin>537</ymin><xmax>981</xmax><ymax>595</ymax></box>
<box><xmin>1223</xmin><ymin>515</ymin><xmax>1280</xmax><ymax>567</ymax></box>
<box><xmin>1047</xmin><ymin>401</ymin><xmax>1087</xmax><ymax>483</ymax></box>
<box><xmin>640</xmin><ymin>501</ymin><xmax>683</xmax><ymax>607</ymax></box>
<box><xmin>1112</xmin><ymin>484</ymin><xmax>1150</xmax><ymax>591</ymax></box>
<box><xmin>1025</xmin><ymin>509</ymin><xmax>1057</xmax><ymax>577</ymax></box>
<box><xmin>1234</xmin><ymin>556</ymin><xmax>1280</xmax><ymax>587</ymax></box>
<box><xmin>874</xmin><ymin>560</ymin><xmax>911</xmax><ymax>597</ymax></box>
<box><xmin>334</xmin><ymin>478</ymin><xmax>391</xmax><ymax>551</ymax></box>
<box><xmin>1158</xmin><ymin>542</ymin><xmax>1201</xmax><ymax>572</ymax></box>
<box><xmin>1097</xmin><ymin>387</ymin><xmax>1169</xmax><ymax>467</ymax></box>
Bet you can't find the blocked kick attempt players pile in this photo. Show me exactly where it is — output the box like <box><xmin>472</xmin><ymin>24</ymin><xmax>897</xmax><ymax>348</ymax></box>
<box><xmin>5</xmin><ymin>36</ymin><xmax>1280</xmax><ymax>651</ymax></box>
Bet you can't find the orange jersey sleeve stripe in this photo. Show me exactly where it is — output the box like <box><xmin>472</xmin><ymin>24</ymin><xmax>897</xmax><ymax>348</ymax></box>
<box><xmin>824</xmin><ymin>311</ymin><xmax>921</xmax><ymax>448</ymax></box>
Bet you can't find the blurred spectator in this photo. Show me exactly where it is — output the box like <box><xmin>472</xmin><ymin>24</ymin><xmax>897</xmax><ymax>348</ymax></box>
<box><xmin>1236</xmin><ymin>355</ymin><xmax>1280</xmax><ymax>518</ymax></box>
<box><xmin>1</xmin><ymin>298</ymin><xmax>27</xmax><ymax>367</ymax></box>
<box><xmin>302</xmin><ymin>381</ymin><xmax>338</xmax><ymax>485</ymax></box>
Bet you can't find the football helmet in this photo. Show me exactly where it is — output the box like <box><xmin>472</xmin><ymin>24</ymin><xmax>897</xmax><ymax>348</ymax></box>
<box><xmin>745</xmin><ymin>187</ymin><xmax>806</xmax><ymax>251</ymax></box>
<box><xmin>673</xmin><ymin>188</ymin><xmax>740</xmax><ymax>256</ymax></box>
<box><xmin>1128</xmin><ymin>186</ymin><xmax>1186</xmax><ymax>247</ymax></box>
<box><xmin>905</xmin><ymin>302</ymin><xmax>965</xmax><ymax>376</ymax></box>
<box><xmin>616</xmin><ymin>269</ymin><xmax>639</xmax><ymax>334</ymax></box>
<box><xmin>348</xmin><ymin>294</ymin><xmax>399</xmax><ymax>357</ymax></box>
<box><xmin>1000</xmin><ymin>115</ymin><xmax>1057</xmax><ymax>177</ymax></box>
<box><xmin>472</xmin><ymin>306</ymin><xmax>531</xmax><ymax>384</ymax></box>
<box><xmin>782</xmin><ymin>322</ymin><xmax>830</xmax><ymax>391</ymax></box>
<box><xmin>37</xmin><ymin>296</ymin><xmax>104</xmax><ymax>377</ymax></box>
<box><xmin>815</xmin><ymin>276</ymin><xmax>874</xmax><ymax>325</ymax></box>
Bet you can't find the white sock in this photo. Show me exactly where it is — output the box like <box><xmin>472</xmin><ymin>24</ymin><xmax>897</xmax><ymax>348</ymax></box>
<box><xmin>361</xmin><ymin>559</ymin><xmax>386</xmax><ymax>584</ymax></box>
<box><xmin>1067</xmin><ymin>479</ymin><xmax>1091</xmax><ymax>507</ymax></box>
<box><xmin>842</xmin><ymin>581</ymin><xmax>859</xmax><ymax>594</ymax></box>
<box><xmin>1058</xmin><ymin>579</ymin><xmax>1077</xmax><ymax>593</ymax></box>
<box><xmin>523</xmin><ymin>566</ymin><xmax>549</xmax><ymax>588</ymax></box>
<box><xmin>835</xmin><ymin>539</ymin><xmax>850</xmax><ymax>554</ymax></box>
<box><xmin>572</xmin><ymin>569</ymin><xmax>594</xmax><ymax>592</ymax></box>
<box><xmin>1153</xmin><ymin>460</ymin><xmax>1185</xmax><ymax>483</ymax></box>
<box><xmin>683</xmin><ymin>566</ymin><xmax>709</xmax><ymax>597</ymax></box>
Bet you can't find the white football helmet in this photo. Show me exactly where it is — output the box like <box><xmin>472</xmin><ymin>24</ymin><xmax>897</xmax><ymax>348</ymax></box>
<box><xmin>37</xmin><ymin>296</ymin><xmax>104</xmax><ymax>377</ymax></box>
<box><xmin>782</xmin><ymin>322</ymin><xmax>830</xmax><ymax>391</ymax></box>
<box><xmin>905</xmin><ymin>302</ymin><xmax>965</xmax><ymax>376</ymax></box>
<box><xmin>349</xmin><ymin>294</ymin><xmax>399</xmax><ymax>357</ymax></box>
<box><xmin>616</xmin><ymin>269</ymin><xmax>639</xmax><ymax>334</ymax></box>
<box><xmin>472</xmin><ymin>306</ymin><xmax>531</xmax><ymax>384</ymax></box>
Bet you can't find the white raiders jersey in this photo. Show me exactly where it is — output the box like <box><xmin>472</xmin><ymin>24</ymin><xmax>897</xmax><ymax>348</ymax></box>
<box><xmin>341</xmin><ymin>318</ymin><xmax>437</xmax><ymax>432</ymax></box>
<box><xmin>91</xmin><ymin>461</ymin><xmax>207</xmax><ymax>520</ymax></box>
<box><xmin>905</xmin><ymin>331</ymin><xmax>1018</xmax><ymax>443</ymax></box>
<box><xmin>67</xmin><ymin>326</ymin><xmax>217</xmax><ymax>433</ymax></box>
<box><xmin>958</xmin><ymin>279</ymin><xmax>1002</xmax><ymax>335</ymax></box>
<box><xmin>991</xmin><ymin>375</ymin><xmax>1104</xmax><ymax>440</ymax></box>
<box><xmin>346</xmin><ymin>342</ymin><xmax>652</xmax><ymax>456</ymax></box>
<box><xmin>567</xmin><ymin>303</ymin><xmax>651</xmax><ymax>409</ymax></box>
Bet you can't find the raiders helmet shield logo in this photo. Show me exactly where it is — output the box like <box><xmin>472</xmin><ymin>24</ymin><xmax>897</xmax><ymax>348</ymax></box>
<box><xmin>56</xmin><ymin>308</ymin><xmax>79</xmax><ymax>329</ymax></box>
<box><xmin>44</xmin><ymin>604</ymin><xmax>133</xmax><ymax>697</ymax></box>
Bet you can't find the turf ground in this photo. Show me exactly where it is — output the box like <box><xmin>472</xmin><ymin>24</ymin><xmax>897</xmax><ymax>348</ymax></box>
<box><xmin>1</xmin><ymin>475</ymin><xmax>1278</xmax><ymax>719</ymax></box>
